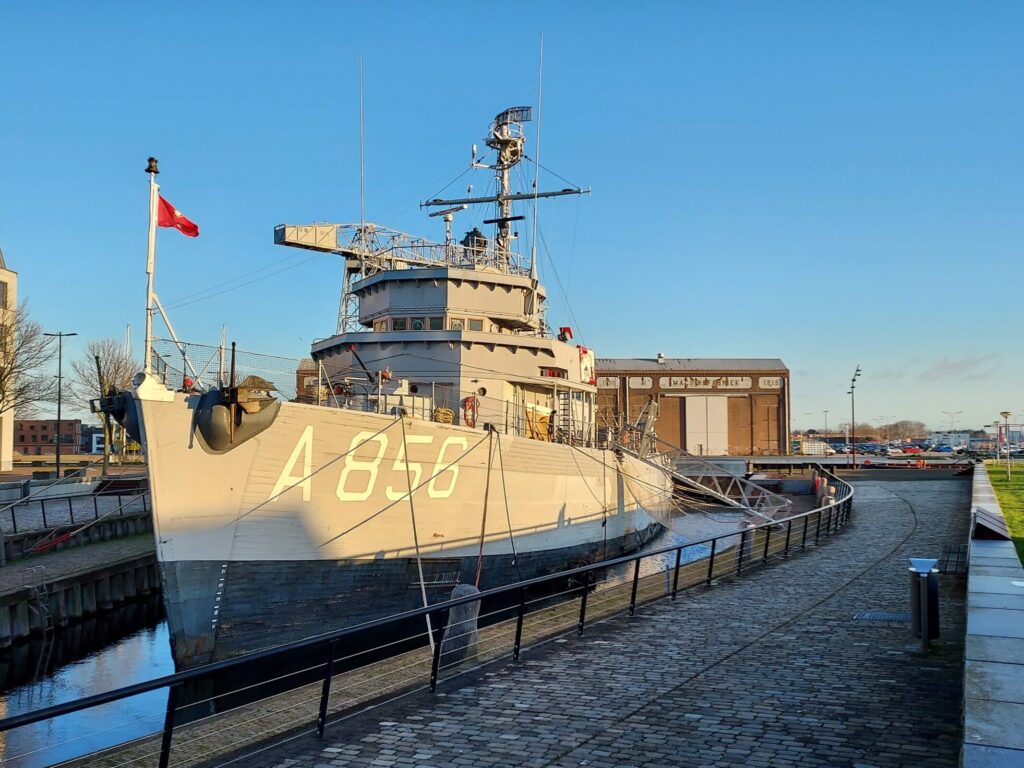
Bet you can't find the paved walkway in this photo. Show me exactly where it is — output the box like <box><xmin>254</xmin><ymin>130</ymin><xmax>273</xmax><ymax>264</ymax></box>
<box><xmin>228</xmin><ymin>476</ymin><xmax>969</xmax><ymax>768</ymax></box>
<box><xmin>0</xmin><ymin>535</ymin><xmax>155</xmax><ymax>595</ymax></box>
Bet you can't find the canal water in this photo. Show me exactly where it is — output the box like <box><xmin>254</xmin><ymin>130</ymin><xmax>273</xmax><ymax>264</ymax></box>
<box><xmin>0</xmin><ymin>507</ymin><xmax>745</xmax><ymax>767</ymax></box>
<box><xmin>0</xmin><ymin>596</ymin><xmax>173</xmax><ymax>768</ymax></box>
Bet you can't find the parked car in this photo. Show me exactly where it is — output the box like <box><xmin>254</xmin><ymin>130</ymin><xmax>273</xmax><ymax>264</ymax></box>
<box><xmin>934</xmin><ymin>446</ymin><xmax>954</xmax><ymax>453</ymax></box>
<box><xmin>887</xmin><ymin>447</ymin><xmax>904</xmax><ymax>455</ymax></box>
<box><xmin>902</xmin><ymin>446</ymin><xmax>922</xmax><ymax>454</ymax></box>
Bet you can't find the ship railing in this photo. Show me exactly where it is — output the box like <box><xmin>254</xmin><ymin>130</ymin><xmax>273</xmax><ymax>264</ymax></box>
<box><xmin>331</xmin><ymin>223</ymin><xmax>532</xmax><ymax>276</ymax></box>
<box><xmin>0</xmin><ymin>466</ymin><xmax>854</xmax><ymax>768</ymax></box>
<box><xmin>150</xmin><ymin>340</ymin><xmax>601</xmax><ymax>448</ymax></box>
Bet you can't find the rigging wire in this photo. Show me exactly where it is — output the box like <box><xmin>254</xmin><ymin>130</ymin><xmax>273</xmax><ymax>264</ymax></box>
<box><xmin>163</xmin><ymin>253</ymin><xmax>319</xmax><ymax>308</ymax></box>
<box><xmin>399</xmin><ymin>415</ymin><xmax>436</xmax><ymax>651</ymax></box>
<box><xmin>474</xmin><ymin>429</ymin><xmax>495</xmax><ymax>588</ymax></box>
<box><xmin>494</xmin><ymin>431</ymin><xmax>522</xmax><ymax>581</ymax></box>
<box><xmin>163</xmin><ymin>255</ymin><xmax>320</xmax><ymax>312</ymax></box>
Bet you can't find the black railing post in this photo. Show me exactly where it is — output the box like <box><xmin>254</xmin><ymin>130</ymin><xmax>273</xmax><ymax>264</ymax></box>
<box><xmin>706</xmin><ymin>538</ymin><xmax>717</xmax><ymax>587</ymax></box>
<box><xmin>512</xmin><ymin>588</ymin><xmax>526</xmax><ymax>661</ymax></box>
<box><xmin>119</xmin><ymin>494</ymin><xmax>125</xmax><ymax>516</ymax></box>
<box><xmin>316</xmin><ymin>640</ymin><xmax>337</xmax><ymax>738</ymax></box>
<box><xmin>68</xmin><ymin>496</ymin><xmax>75</xmax><ymax>525</ymax></box>
<box><xmin>577</xmin><ymin>585</ymin><xmax>588</xmax><ymax>636</ymax></box>
<box><xmin>93</xmin><ymin>495</ymin><xmax>99</xmax><ymax>521</ymax></box>
<box><xmin>815</xmin><ymin>509</ymin><xmax>822</xmax><ymax>544</ymax></box>
<box><xmin>40</xmin><ymin>499</ymin><xmax>47</xmax><ymax>529</ymax></box>
<box><xmin>801</xmin><ymin>515</ymin><xmax>810</xmax><ymax>551</ymax></box>
<box><xmin>628</xmin><ymin>559</ymin><xmax>641</xmax><ymax>616</ymax></box>
<box><xmin>143</xmin><ymin>493</ymin><xmax>149</xmax><ymax>515</ymax></box>
<box><xmin>783</xmin><ymin>519</ymin><xmax>793</xmax><ymax>559</ymax></box>
<box><xmin>158</xmin><ymin>684</ymin><xmax>178</xmax><ymax>768</ymax></box>
<box><xmin>762</xmin><ymin>526</ymin><xmax>772</xmax><ymax>566</ymax></box>
<box><xmin>429</xmin><ymin>611</ymin><xmax>445</xmax><ymax>692</ymax></box>
<box><xmin>671</xmin><ymin>547</ymin><xmax>682</xmax><ymax>600</ymax></box>
<box><xmin>11</xmin><ymin>507</ymin><xmax>17</xmax><ymax>534</ymax></box>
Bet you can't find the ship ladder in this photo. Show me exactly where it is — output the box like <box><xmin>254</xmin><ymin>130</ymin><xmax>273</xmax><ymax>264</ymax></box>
<box><xmin>22</xmin><ymin>565</ymin><xmax>55</xmax><ymax>677</ymax></box>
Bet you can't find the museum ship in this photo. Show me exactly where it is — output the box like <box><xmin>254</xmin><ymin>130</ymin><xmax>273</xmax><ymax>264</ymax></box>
<box><xmin>103</xmin><ymin>108</ymin><xmax>674</xmax><ymax>668</ymax></box>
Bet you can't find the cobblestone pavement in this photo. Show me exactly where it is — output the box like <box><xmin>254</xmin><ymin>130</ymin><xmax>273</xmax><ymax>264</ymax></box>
<box><xmin>0</xmin><ymin>534</ymin><xmax>155</xmax><ymax>594</ymax></box>
<box><xmin>224</xmin><ymin>477</ymin><xmax>969</xmax><ymax>768</ymax></box>
<box><xmin>0</xmin><ymin>492</ymin><xmax>147</xmax><ymax>534</ymax></box>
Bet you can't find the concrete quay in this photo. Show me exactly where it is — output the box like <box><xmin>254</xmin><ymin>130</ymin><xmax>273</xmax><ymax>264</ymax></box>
<box><xmin>179</xmin><ymin>474</ymin><xmax>967</xmax><ymax>768</ymax></box>
<box><xmin>0</xmin><ymin>534</ymin><xmax>156</xmax><ymax>647</ymax></box>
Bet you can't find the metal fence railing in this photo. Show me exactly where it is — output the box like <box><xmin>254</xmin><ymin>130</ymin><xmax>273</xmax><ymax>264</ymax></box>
<box><xmin>0</xmin><ymin>466</ymin><xmax>853</xmax><ymax>768</ymax></box>
<box><xmin>1</xmin><ymin>490</ymin><xmax>150</xmax><ymax>536</ymax></box>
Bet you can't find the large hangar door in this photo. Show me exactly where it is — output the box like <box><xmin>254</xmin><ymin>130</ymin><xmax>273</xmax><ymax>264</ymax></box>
<box><xmin>656</xmin><ymin>395</ymin><xmax>684</xmax><ymax>449</ymax></box>
<box><xmin>685</xmin><ymin>396</ymin><xmax>729</xmax><ymax>455</ymax></box>
<box><xmin>728</xmin><ymin>396</ymin><xmax>752</xmax><ymax>455</ymax></box>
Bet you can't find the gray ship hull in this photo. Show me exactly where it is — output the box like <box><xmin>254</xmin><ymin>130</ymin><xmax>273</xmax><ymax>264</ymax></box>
<box><xmin>129</xmin><ymin>375</ymin><xmax>674</xmax><ymax>668</ymax></box>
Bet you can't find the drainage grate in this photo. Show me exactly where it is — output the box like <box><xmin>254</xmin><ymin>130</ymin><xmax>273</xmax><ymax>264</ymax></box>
<box><xmin>853</xmin><ymin>611</ymin><xmax>910</xmax><ymax>622</ymax></box>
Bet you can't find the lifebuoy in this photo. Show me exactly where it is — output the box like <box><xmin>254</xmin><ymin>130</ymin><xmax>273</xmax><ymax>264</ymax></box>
<box><xmin>462</xmin><ymin>396</ymin><xmax>479</xmax><ymax>428</ymax></box>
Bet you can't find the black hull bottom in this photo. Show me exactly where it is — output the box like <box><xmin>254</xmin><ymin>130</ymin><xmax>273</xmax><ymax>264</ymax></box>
<box><xmin>163</xmin><ymin>523</ymin><xmax>662</xmax><ymax>670</ymax></box>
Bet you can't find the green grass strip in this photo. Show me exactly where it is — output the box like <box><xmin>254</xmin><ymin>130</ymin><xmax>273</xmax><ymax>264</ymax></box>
<box><xmin>986</xmin><ymin>461</ymin><xmax>1024</xmax><ymax>566</ymax></box>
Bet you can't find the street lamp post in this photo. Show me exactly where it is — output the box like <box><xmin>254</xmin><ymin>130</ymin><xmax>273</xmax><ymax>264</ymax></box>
<box><xmin>1000</xmin><ymin>411</ymin><xmax>1012</xmax><ymax>480</ymax></box>
<box><xmin>823</xmin><ymin>410</ymin><xmax>830</xmax><ymax>442</ymax></box>
<box><xmin>43</xmin><ymin>331</ymin><xmax>77</xmax><ymax>480</ymax></box>
<box><xmin>848</xmin><ymin>365</ymin><xmax>861</xmax><ymax>469</ymax></box>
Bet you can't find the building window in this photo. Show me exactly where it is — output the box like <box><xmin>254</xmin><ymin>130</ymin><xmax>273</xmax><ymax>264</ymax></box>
<box><xmin>0</xmin><ymin>281</ymin><xmax>7</xmax><ymax>309</ymax></box>
<box><xmin>31</xmin><ymin>435</ymin><xmax>36</xmax><ymax>443</ymax></box>
<box><xmin>468</xmin><ymin>319</ymin><xmax>483</xmax><ymax>332</ymax></box>
<box><xmin>410</xmin><ymin>317</ymin><xmax>425</xmax><ymax>331</ymax></box>
<box><xmin>429</xmin><ymin>317</ymin><xmax>443</xmax><ymax>330</ymax></box>
<box><xmin>392</xmin><ymin>318</ymin><xmax>408</xmax><ymax>331</ymax></box>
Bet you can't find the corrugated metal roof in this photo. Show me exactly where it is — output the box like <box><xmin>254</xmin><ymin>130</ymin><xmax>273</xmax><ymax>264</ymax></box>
<box><xmin>596</xmin><ymin>358</ymin><xmax>788</xmax><ymax>372</ymax></box>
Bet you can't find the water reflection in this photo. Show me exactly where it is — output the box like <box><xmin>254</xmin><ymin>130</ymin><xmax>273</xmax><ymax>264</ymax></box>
<box><xmin>0</xmin><ymin>596</ymin><xmax>172</xmax><ymax>768</ymax></box>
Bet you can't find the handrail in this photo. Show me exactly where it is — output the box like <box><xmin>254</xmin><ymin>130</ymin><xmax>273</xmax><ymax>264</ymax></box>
<box><xmin>0</xmin><ymin>465</ymin><xmax>853</xmax><ymax>757</ymax></box>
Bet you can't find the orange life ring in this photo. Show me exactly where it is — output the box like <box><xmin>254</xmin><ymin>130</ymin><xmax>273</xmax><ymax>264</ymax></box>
<box><xmin>462</xmin><ymin>396</ymin><xmax>479</xmax><ymax>428</ymax></box>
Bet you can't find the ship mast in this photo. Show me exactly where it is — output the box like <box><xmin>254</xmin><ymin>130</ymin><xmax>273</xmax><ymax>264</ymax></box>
<box><xmin>421</xmin><ymin>107</ymin><xmax>587</xmax><ymax>271</ymax></box>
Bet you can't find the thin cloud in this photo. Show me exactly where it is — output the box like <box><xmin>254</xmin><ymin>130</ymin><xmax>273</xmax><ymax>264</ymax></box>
<box><xmin>915</xmin><ymin>354</ymin><xmax>999</xmax><ymax>383</ymax></box>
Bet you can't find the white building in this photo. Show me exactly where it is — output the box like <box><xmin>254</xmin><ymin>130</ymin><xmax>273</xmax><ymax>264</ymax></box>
<box><xmin>930</xmin><ymin>431</ymin><xmax>972</xmax><ymax>449</ymax></box>
<box><xmin>0</xmin><ymin>248</ymin><xmax>17</xmax><ymax>471</ymax></box>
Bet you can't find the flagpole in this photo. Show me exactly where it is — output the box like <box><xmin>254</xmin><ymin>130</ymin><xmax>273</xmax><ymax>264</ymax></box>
<box><xmin>144</xmin><ymin>157</ymin><xmax>160</xmax><ymax>374</ymax></box>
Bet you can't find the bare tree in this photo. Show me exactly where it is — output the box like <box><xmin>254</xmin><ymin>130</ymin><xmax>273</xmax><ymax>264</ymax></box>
<box><xmin>0</xmin><ymin>303</ymin><xmax>57</xmax><ymax>419</ymax></box>
<box><xmin>71</xmin><ymin>338</ymin><xmax>139</xmax><ymax>474</ymax></box>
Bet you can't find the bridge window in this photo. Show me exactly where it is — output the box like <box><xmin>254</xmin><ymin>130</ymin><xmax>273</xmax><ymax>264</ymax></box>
<box><xmin>411</xmin><ymin>318</ymin><xmax>425</xmax><ymax>331</ymax></box>
<box><xmin>429</xmin><ymin>317</ymin><xmax>444</xmax><ymax>330</ymax></box>
<box><xmin>392</xmin><ymin>318</ymin><xmax>408</xmax><ymax>331</ymax></box>
<box><xmin>468</xmin><ymin>319</ymin><xmax>483</xmax><ymax>332</ymax></box>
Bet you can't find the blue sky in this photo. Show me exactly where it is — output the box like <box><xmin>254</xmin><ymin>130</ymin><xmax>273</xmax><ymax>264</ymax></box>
<box><xmin>1</xmin><ymin>2</ymin><xmax>1021</xmax><ymax>431</ymax></box>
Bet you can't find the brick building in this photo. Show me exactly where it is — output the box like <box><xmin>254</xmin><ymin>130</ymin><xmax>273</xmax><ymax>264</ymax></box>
<box><xmin>15</xmin><ymin>419</ymin><xmax>82</xmax><ymax>456</ymax></box>
<box><xmin>596</xmin><ymin>357</ymin><xmax>790</xmax><ymax>456</ymax></box>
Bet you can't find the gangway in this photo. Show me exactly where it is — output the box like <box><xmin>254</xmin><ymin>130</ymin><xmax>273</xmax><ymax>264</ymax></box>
<box><xmin>622</xmin><ymin>445</ymin><xmax>793</xmax><ymax>524</ymax></box>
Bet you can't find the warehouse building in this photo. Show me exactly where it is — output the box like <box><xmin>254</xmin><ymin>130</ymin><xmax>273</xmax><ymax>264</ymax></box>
<box><xmin>596</xmin><ymin>356</ymin><xmax>790</xmax><ymax>456</ymax></box>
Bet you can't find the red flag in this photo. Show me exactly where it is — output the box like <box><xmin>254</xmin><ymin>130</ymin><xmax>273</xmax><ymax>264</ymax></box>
<box><xmin>157</xmin><ymin>195</ymin><xmax>199</xmax><ymax>237</ymax></box>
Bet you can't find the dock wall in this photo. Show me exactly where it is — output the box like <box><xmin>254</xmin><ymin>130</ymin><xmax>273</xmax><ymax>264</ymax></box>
<box><xmin>0</xmin><ymin>553</ymin><xmax>159</xmax><ymax>648</ymax></box>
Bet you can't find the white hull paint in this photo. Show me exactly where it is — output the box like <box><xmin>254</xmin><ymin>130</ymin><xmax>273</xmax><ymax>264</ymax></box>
<box><xmin>132</xmin><ymin>380</ymin><xmax>673</xmax><ymax>665</ymax></box>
